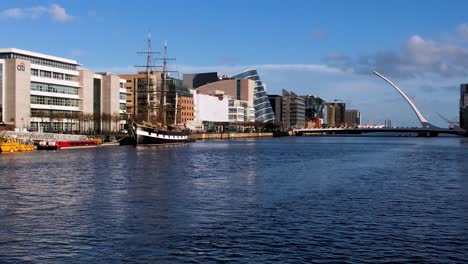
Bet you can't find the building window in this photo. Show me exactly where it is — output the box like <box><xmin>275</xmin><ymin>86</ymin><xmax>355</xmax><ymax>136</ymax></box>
<box><xmin>1</xmin><ymin>52</ymin><xmax>77</xmax><ymax>70</ymax></box>
<box><xmin>31</xmin><ymin>82</ymin><xmax>79</xmax><ymax>95</ymax></box>
<box><xmin>40</xmin><ymin>70</ymin><xmax>52</xmax><ymax>78</ymax></box>
<box><xmin>31</xmin><ymin>95</ymin><xmax>79</xmax><ymax>107</ymax></box>
<box><xmin>53</xmin><ymin>72</ymin><xmax>64</xmax><ymax>80</ymax></box>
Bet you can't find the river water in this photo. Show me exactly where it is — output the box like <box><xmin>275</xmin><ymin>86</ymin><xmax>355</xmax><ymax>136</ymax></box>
<box><xmin>0</xmin><ymin>137</ymin><xmax>467</xmax><ymax>263</ymax></box>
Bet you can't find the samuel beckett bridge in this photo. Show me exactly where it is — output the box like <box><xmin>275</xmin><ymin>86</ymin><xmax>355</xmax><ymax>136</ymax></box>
<box><xmin>294</xmin><ymin>70</ymin><xmax>467</xmax><ymax>137</ymax></box>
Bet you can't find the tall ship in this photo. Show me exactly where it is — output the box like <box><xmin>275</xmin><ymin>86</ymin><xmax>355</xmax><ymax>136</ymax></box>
<box><xmin>130</xmin><ymin>35</ymin><xmax>190</xmax><ymax>145</ymax></box>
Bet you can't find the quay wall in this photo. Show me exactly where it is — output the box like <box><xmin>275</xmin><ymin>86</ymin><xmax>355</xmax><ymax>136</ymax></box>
<box><xmin>189</xmin><ymin>132</ymin><xmax>273</xmax><ymax>140</ymax></box>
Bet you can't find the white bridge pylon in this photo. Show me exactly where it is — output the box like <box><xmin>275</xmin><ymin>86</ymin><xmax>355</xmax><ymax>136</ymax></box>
<box><xmin>373</xmin><ymin>70</ymin><xmax>436</xmax><ymax>129</ymax></box>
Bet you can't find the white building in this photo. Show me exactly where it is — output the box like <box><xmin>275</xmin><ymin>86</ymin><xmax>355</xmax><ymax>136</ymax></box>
<box><xmin>0</xmin><ymin>48</ymin><xmax>126</xmax><ymax>133</ymax></box>
<box><xmin>228</xmin><ymin>96</ymin><xmax>255</xmax><ymax>123</ymax></box>
<box><xmin>187</xmin><ymin>89</ymin><xmax>229</xmax><ymax>132</ymax></box>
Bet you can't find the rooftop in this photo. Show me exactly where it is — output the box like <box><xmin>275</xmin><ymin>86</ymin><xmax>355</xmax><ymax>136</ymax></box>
<box><xmin>0</xmin><ymin>48</ymin><xmax>78</xmax><ymax>65</ymax></box>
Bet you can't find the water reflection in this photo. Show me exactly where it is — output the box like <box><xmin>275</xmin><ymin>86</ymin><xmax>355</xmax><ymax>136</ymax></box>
<box><xmin>0</xmin><ymin>138</ymin><xmax>467</xmax><ymax>262</ymax></box>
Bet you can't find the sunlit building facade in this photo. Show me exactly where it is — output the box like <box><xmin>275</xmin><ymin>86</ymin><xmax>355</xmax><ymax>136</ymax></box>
<box><xmin>0</xmin><ymin>48</ymin><xmax>126</xmax><ymax>132</ymax></box>
<box><xmin>231</xmin><ymin>69</ymin><xmax>276</xmax><ymax>123</ymax></box>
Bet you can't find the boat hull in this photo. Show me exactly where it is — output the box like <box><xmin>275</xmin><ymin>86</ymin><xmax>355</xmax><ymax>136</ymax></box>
<box><xmin>135</xmin><ymin>126</ymin><xmax>189</xmax><ymax>145</ymax></box>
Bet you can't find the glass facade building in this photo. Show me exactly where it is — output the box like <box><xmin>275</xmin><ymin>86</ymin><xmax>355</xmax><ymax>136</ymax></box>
<box><xmin>231</xmin><ymin>69</ymin><xmax>276</xmax><ymax>123</ymax></box>
<box><xmin>461</xmin><ymin>84</ymin><xmax>468</xmax><ymax>129</ymax></box>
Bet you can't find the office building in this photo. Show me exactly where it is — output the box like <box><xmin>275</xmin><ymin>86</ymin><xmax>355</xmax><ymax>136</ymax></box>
<box><xmin>119</xmin><ymin>72</ymin><xmax>161</xmax><ymax>123</ymax></box>
<box><xmin>0</xmin><ymin>48</ymin><xmax>126</xmax><ymax>133</ymax></box>
<box><xmin>188</xmin><ymin>90</ymin><xmax>229</xmax><ymax>132</ymax></box>
<box><xmin>231</xmin><ymin>69</ymin><xmax>276</xmax><ymax>123</ymax></box>
<box><xmin>326</xmin><ymin>101</ymin><xmax>346</xmax><ymax>128</ymax></box>
<box><xmin>177</xmin><ymin>95</ymin><xmax>194</xmax><ymax>125</ymax></box>
<box><xmin>281</xmin><ymin>89</ymin><xmax>305</xmax><ymax>129</ymax></box>
<box><xmin>344</xmin><ymin>109</ymin><xmax>361</xmax><ymax>128</ymax></box>
<box><xmin>268</xmin><ymin>95</ymin><xmax>282</xmax><ymax>125</ymax></box>
<box><xmin>183</xmin><ymin>72</ymin><xmax>219</xmax><ymax>90</ymax></box>
<box><xmin>227</xmin><ymin>96</ymin><xmax>255</xmax><ymax>123</ymax></box>
<box><xmin>461</xmin><ymin>84</ymin><xmax>468</xmax><ymax>129</ymax></box>
<box><xmin>195</xmin><ymin>79</ymin><xmax>255</xmax><ymax>105</ymax></box>
<box><xmin>194</xmin><ymin>78</ymin><xmax>256</xmax><ymax>123</ymax></box>
<box><xmin>301</xmin><ymin>95</ymin><xmax>325</xmax><ymax>120</ymax></box>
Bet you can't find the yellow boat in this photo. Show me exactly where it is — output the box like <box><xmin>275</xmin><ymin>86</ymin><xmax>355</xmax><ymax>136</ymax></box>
<box><xmin>0</xmin><ymin>137</ymin><xmax>35</xmax><ymax>153</ymax></box>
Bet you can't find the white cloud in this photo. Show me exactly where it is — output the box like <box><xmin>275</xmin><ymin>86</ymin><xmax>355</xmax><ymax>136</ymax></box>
<box><xmin>324</xmin><ymin>23</ymin><xmax>468</xmax><ymax>79</ymax></box>
<box><xmin>1</xmin><ymin>8</ymin><xmax>24</xmax><ymax>18</ymax></box>
<box><xmin>0</xmin><ymin>4</ymin><xmax>74</xmax><ymax>22</ymax></box>
<box><xmin>49</xmin><ymin>4</ymin><xmax>73</xmax><ymax>22</ymax></box>
<box><xmin>456</xmin><ymin>23</ymin><xmax>468</xmax><ymax>41</ymax></box>
<box><xmin>29</xmin><ymin>6</ymin><xmax>47</xmax><ymax>19</ymax></box>
<box><xmin>177</xmin><ymin>63</ymin><xmax>343</xmax><ymax>76</ymax></box>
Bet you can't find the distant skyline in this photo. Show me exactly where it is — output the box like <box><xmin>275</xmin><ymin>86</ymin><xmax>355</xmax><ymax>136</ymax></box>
<box><xmin>1</xmin><ymin>0</ymin><xmax>468</xmax><ymax>126</ymax></box>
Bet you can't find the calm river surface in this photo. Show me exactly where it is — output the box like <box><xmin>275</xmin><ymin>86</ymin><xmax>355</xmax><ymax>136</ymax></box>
<box><xmin>1</xmin><ymin>137</ymin><xmax>467</xmax><ymax>263</ymax></box>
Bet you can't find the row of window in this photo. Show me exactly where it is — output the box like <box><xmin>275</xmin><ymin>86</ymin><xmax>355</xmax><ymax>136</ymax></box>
<box><xmin>31</xmin><ymin>69</ymin><xmax>77</xmax><ymax>81</ymax></box>
<box><xmin>180</xmin><ymin>106</ymin><xmax>193</xmax><ymax>111</ymax></box>
<box><xmin>30</xmin><ymin>122</ymin><xmax>75</xmax><ymax>132</ymax></box>
<box><xmin>179</xmin><ymin>99</ymin><xmax>193</xmax><ymax>105</ymax></box>
<box><xmin>120</xmin><ymin>103</ymin><xmax>126</xmax><ymax>111</ymax></box>
<box><xmin>120</xmin><ymin>93</ymin><xmax>126</xmax><ymax>100</ymax></box>
<box><xmin>180</xmin><ymin>111</ymin><xmax>194</xmax><ymax>117</ymax></box>
<box><xmin>31</xmin><ymin>95</ymin><xmax>79</xmax><ymax>107</ymax></box>
<box><xmin>31</xmin><ymin>109</ymin><xmax>80</xmax><ymax>118</ymax></box>
<box><xmin>31</xmin><ymin>82</ymin><xmax>79</xmax><ymax>95</ymax></box>
<box><xmin>0</xmin><ymin>53</ymin><xmax>77</xmax><ymax>70</ymax></box>
<box><xmin>179</xmin><ymin>118</ymin><xmax>193</xmax><ymax>123</ymax></box>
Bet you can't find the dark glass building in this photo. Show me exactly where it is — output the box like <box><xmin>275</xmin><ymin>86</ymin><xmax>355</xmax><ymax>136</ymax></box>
<box><xmin>461</xmin><ymin>84</ymin><xmax>468</xmax><ymax>129</ymax></box>
<box><xmin>300</xmin><ymin>95</ymin><xmax>325</xmax><ymax>120</ymax></box>
<box><xmin>183</xmin><ymin>72</ymin><xmax>220</xmax><ymax>90</ymax></box>
<box><xmin>231</xmin><ymin>69</ymin><xmax>275</xmax><ymax>123</ymax></box>
<box><xmin>268</xmin><ymin>95</ymin><xmax>282</xmax><ymax>125</ymax></box>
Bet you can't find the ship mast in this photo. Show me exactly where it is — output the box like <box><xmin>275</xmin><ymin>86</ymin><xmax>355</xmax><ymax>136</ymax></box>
<box><xmin>146</xmin><ymin>33</ymin><xmax>152</xmax><ymax>122</ymax></box>
<box><xmin>135</xmin><ymin>33</ymin><xmax>160</xmax><ymax>123</ymax></box>
<box><xmin>157</xmin><ymin>41</ymin><xmax>176</xmax><ymax>127</ymax></box>
<box><xmin>159</xmin><ymin>42</ymin><xmax>167</xmax><ymax>126</ymax></box>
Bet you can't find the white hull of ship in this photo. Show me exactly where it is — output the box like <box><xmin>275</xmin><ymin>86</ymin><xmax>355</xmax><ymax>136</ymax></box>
<box><xmin>135</xmin><ymin>126</ymin><xmax>189</xmax><ymax>145</ymax></box>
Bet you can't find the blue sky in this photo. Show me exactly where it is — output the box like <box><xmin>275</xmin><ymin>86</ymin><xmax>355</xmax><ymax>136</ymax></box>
<box><xmin>1</xmin><ymin>0</ymin><xmax>468</xmax><ymax>126</ymax></box>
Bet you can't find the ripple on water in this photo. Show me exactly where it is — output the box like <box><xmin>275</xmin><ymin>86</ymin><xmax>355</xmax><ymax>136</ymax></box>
<box><xmin>0</xmin><ymin>138</ymin><xmax>467</xmax><ymax>263</ymax></box>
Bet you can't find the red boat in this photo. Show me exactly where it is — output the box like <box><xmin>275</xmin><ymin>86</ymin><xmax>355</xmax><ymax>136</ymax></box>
<box><xmin>37</xmin><ymin>139</ymin><xmax>102</xmax><ymax>150</ymax></box>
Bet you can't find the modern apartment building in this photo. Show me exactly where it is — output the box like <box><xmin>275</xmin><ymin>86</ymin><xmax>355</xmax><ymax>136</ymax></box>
<box><xmin>177</xmin><ymin>95</ymin><xmax>194</xmax><ymax>124</ymax></box>
<box><xmin>227</xmin><ymin>96</ymin><xmax>255</xmax><ymax>123</ymax></box>
<box><xmin>0</xmin><ymin>48</ymin><xmax>126</xmax><ymax>133</ymax></box>
<box><xmin>119</xmin><ymin>72</ymin><xmax>161</xmax><ymax>123</ymax></box>
<box><xmin>282</xmin><ymin>89</ymin><xmax>305</xmax><ymax>129</ymax></box>
<box><xmin>461</xmin><ymin>84</ymin><xmax>468</xmax><ymax>129</ymax></box>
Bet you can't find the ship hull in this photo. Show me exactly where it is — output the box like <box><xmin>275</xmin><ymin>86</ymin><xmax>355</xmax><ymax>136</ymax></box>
<box><xmin>135</xmin><ymin>126</ymin><xmax>190</xmax><ymax>145</ymax></box>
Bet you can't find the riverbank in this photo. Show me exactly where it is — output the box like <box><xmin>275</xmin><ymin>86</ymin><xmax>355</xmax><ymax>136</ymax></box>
<box><xmin>189</xmin><ymin>132</ymin><xmax>274</xmax><ymax>140</ymax></box>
